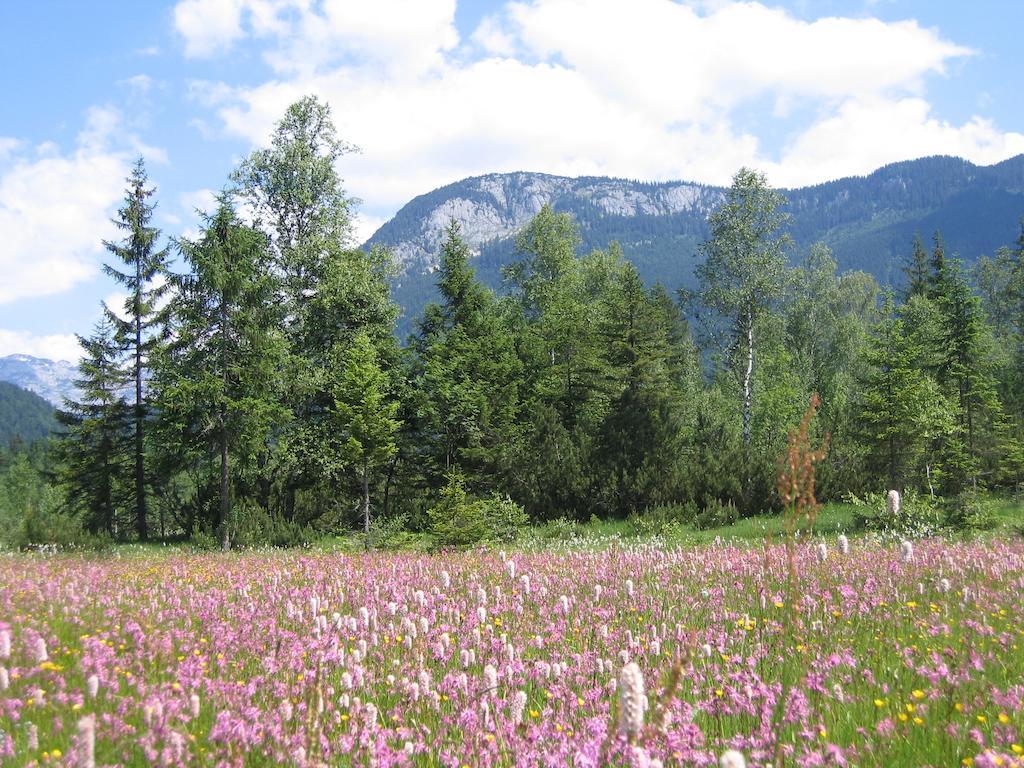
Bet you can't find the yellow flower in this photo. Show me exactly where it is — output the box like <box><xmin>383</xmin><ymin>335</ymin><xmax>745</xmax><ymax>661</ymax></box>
<box><xmin>998</xmin><ymin>713</ymin><xmax>1010</xmax><ymax>724</ymax></box>
<box><xmin>912</xmin><ymin>689</ymin><xmax>925</xmax><ymax>700</ymax></box>
<box><xmin>962</xmin><ymin>758</ymin><xmax>974</xmax><ymax>766</ymax></box>
<box><xmin>51</xmin><ymin>750</ymin><xmax>62</xmax><ymax>758</ymax></box>
<box><xmin>874</xmin><ymin>699</ymin><xmax>886</xmax><ymax>708</ymax></box>
<box><xmin>913</xmin><ymin>717</ymin><xmax>924</xmax><ymax>725</ymax></box>
<box><xmin>1011</xmin><ymin>744</ymin><xmax>1022</xmax><ymax>754</ymax></box>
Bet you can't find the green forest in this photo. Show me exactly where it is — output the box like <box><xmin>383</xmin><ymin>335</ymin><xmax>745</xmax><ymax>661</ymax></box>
<box><xmin>3</xmin><ymin>95</ymin><xmax>1023</xmax><ymax>550</ymax></box>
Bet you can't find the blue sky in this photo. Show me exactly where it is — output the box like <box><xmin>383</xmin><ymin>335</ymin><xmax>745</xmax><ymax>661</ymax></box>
<box><xmin>1</xmin><ymin>0</ymin><xmax>1023</xmax><ymax>361</ymax></box>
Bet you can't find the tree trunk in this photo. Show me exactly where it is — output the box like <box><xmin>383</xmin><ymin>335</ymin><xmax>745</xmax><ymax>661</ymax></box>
<box><xmin>220</xmin><ymin>425</ymin><xmax>230</xmax><ymax>551</ymax></box>
<box><xmin>362</xmin><ymin>464</ymin><xmax>371</xmax><ymax>552</ymax></box>
<box><xmin>383</xmin><ymin>451</ymin><xmax>398</xmax><ymax>519</ymax></box>
<box><xmin>741</xmin><ymin>303</ymin><xmax>754</xmax><ymax>510</ymax></box>
<box><xmin>219</xmin><ymin>294</ymin><xmax>231</xmax><ymax>552</ymax></box>
<box><xmin>742</xmin><ymin>304</ymin><xmax>754</xmax><ymax>449</ymax></box>
<box><xmin>135</xmin><ymin>290</ymin><xmax>147</xmax><ymax>541</ymax></box>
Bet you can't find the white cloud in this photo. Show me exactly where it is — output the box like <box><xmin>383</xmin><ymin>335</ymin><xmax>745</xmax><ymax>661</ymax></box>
<box><xmin>174</xmin><ymin>0</ymin><xmax>246</xmax><ymax>57</ymax></box>
<box><xmin>354</xmin><ymin>212</ymin><xmax>387</xmax><ymax>244</ymax></box>
<box><xmin>0</xmin><ymin>138</ymin><xmax>22</xmax><ymax>163</ymax></box>
<box><xmin>0</xmin><ymin>329</ymin><xmax>83</xmax><ymax>363</ymax></box>
<box><xmin>175</xmin><ymin>0</ymin><xmax>459</xmax><ymax>77</ymax></box>
<box><xmin>178</xmin><ymin>0</ymin><xmax>1020</xmax><ymax>217</ymax></box>
<box><xmin>118</xmin><ymin>74</ymin><xmax>154</xmax><ymax>93</ymax></box>
<box><xmin>0</xmin><ymin>106</ymin><xmax>163</xmax><ymax>305</ymax></box>
<box><xmin>103</xmin><ymin>292</ymin><xmax>130</xmax><ymax>323</ymax></box>
<box><xmin>180</xmin><ymin>187</ymin><xmax>218</xmax><ymax>215</ymax></box>
<box><xmin>768</xmin><ymin>97</ymin><xmax>1024</xmax><ymax>186</ymax></box>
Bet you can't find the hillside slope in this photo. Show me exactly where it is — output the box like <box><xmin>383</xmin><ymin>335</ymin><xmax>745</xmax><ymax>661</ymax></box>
<box><xmin>366</xmin><ymin>155</ymin><xmax>1024</xmax><ymax>333</ymax></box>
<box><xmin>0</xmin><ymin>381</ymin><xmax>58</xmax><ymax>446</ymax></box>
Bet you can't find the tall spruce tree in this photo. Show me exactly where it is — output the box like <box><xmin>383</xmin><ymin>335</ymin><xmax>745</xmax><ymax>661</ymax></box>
<box><xmin>154</xmin><ymin>200</ymin><xmax>287</xmax><ymax>549</ymax></box>
<box><xmin>56</xmin><ymin>318</ymin><xmax>132</xmax><ymax>536</ymax></box>
<box><xmin>413</xmin><ymin>222</ymin><xmax>522</xmax><ymax>487</ymax></box>
<box><xmin>102</xmin><ymin>158</ymin><xmax>171</xmax><ymax>540</ymax></box>
<box><xmin>858</xmin><ymin>295</ymin><xmax>955</xmax><ymax>492</ymax></box>
<box><xmin>903</xmin><ymin>234</ymin><xmax>930</xmax><ymax>299</ymax></box>
<box><xmin>504</xmin><ymin>206</ymin><xmax>613</xmax><ymax>517</ymax></box>
<box><xmin>330</xmin><ymin>331</ymin><xmax>401</xmax><ymax>549</ymax></box>
<box><xmin>927</xmin><ymin>231</ymin><xmax>948</xmax><ymax>300</ymax></box>
<box><xmin>933</xmin><ymin>259</ymin><xmax>1002</xmax><ymax>489</ymax></box>
<box><xmin>593</xmin><ymin>264</ymin><xmax>693</xmax><ymax>515</ymax></box>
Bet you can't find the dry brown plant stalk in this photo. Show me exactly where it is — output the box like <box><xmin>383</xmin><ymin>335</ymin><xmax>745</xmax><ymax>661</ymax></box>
<box><xmin>771</xmin><ymin>392</ymin><xmax>830</xmax><ymax>767</ymax></box>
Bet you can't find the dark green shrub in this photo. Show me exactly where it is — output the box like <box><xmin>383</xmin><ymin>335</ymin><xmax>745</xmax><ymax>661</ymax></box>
<box><xmin>944</xmin><ymin>491</ymin><xmax>998</xmax><ymax>533</ymax></box>
<box><xmin>541</xmin><ymin>517</ymin><xmax>580</xmax><ymax>541</ymax></box>
<box><xmin>693</xmin><ymin>498</ymin><xmax>739</xmax><ymax>530</ymax></box>
<box><xmin>427</xmin><ymin>473</ymin><xmax>529</xmax><ymax>547</ymax></box>
<box><xmin>628</xmin><ymin>502</ymin><xmax>693</xmax><ymax>536</ymax></box>
<box><xmin>428</xmin><ymin>473</ymin><xmax>489</xmax><ymax>547</ymax></box>
<box><xmin>370</xmin><ymin>513</ymin><xmax>422</xmax><ymax>550</ymax></box>
<box><xmin>847</xmin><ymin>490</ymin><xmax>941</xmax><ymax>537</ymax></box>
<box><xmin>480</xmin><ymin>493</ymin><xmax>528</xmax><ymax>543</ymax></box>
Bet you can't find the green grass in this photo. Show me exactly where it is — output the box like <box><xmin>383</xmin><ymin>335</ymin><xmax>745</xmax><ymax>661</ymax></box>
<box><xmin>43</xmin><ymin>493</ymin><xmax>1024</xmax><ymax>556</ymax></box>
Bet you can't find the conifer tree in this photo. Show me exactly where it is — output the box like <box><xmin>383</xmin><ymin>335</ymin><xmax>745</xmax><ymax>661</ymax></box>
<box><xmin>903</xmin><ymin>234</ymin><xmax>930</xmax><ymax>299</ymax></box>
<box><xmin>102</xmin><ymin>158</ymin><xmax>171</xmax><ymax>540</ymax></box>
<box><xmin>56</xmin><ymin>318</ymin><xmax>131</xmax><ymax>536</ymax></box>
<box><xmin>154</xmin><ymin>199</ymin><xmax>287</xmax><ymax>549</ymax></box>
<box><xmin>927</xmin><ymin>231</ymin><xmax>948</xmax><ymax>300</ymax></box>
<box><xmin>933</xmin><ymin>259</ymin><xmax>1002</xmax><ymax>489</ymax></box>
<box><xmin>858</xmin><ymin>295</ymin><xmax>954</xmax><ymax>491</ymax></box>
<box><xmin>414</xmin><ymin>222</ymin><xmax>522</xmax><ymax>486</ymax></box>
<box><xmin>593</xmin><ymin>264</ymin><xmax>692</xmax><ymax>515</ymax></box>
<box><xmin>330</xmin><ymin>331</ymin><xmax>401</xmax><ymax>549</ymax></box>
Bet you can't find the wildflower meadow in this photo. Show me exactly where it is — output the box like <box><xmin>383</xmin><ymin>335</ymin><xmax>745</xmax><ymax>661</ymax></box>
<box><xmin>1</xmin><ymin>538</ymin><xmax>1023</xmax><ymax>767</ymax></box>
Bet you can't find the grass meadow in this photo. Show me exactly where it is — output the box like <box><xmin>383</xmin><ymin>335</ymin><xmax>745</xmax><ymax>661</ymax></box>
<box><xmin>3</xmin><ymin>500</ymin><xmax>1024</xmax><ymax>767</ymax></box>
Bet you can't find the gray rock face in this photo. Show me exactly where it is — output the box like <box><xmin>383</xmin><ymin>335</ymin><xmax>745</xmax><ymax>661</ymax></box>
<box><xmin>367</xmin><ymin>172</ymin><xmax>720</xmax><ymax>274</ymax></box>
<box><xmin>0</xmin><ymin>354</ymin><xmax>78</xmax><ymax>407</ymax></box>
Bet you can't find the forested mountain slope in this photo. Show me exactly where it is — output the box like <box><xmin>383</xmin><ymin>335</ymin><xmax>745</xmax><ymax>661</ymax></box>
<box><xmin>0</xmin><ymin>381</ymin><xmax>57</xmax><ymax>446</ymax></box>
<box><xmin>367</xmin><ymin>155</ymin><xmax>1024</xmax><ymax>331</ymax></box>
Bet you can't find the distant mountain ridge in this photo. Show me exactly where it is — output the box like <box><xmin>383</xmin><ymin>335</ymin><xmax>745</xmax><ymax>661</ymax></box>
<box><xmin>366</xmin><ymin>154</ymin><xmax>1024</xmax><ymax>332</ymax></box>
<box><xmin>0</xmin><ymin>355</ymin><xmax>78</xmax><ymax>407</ymax></box>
